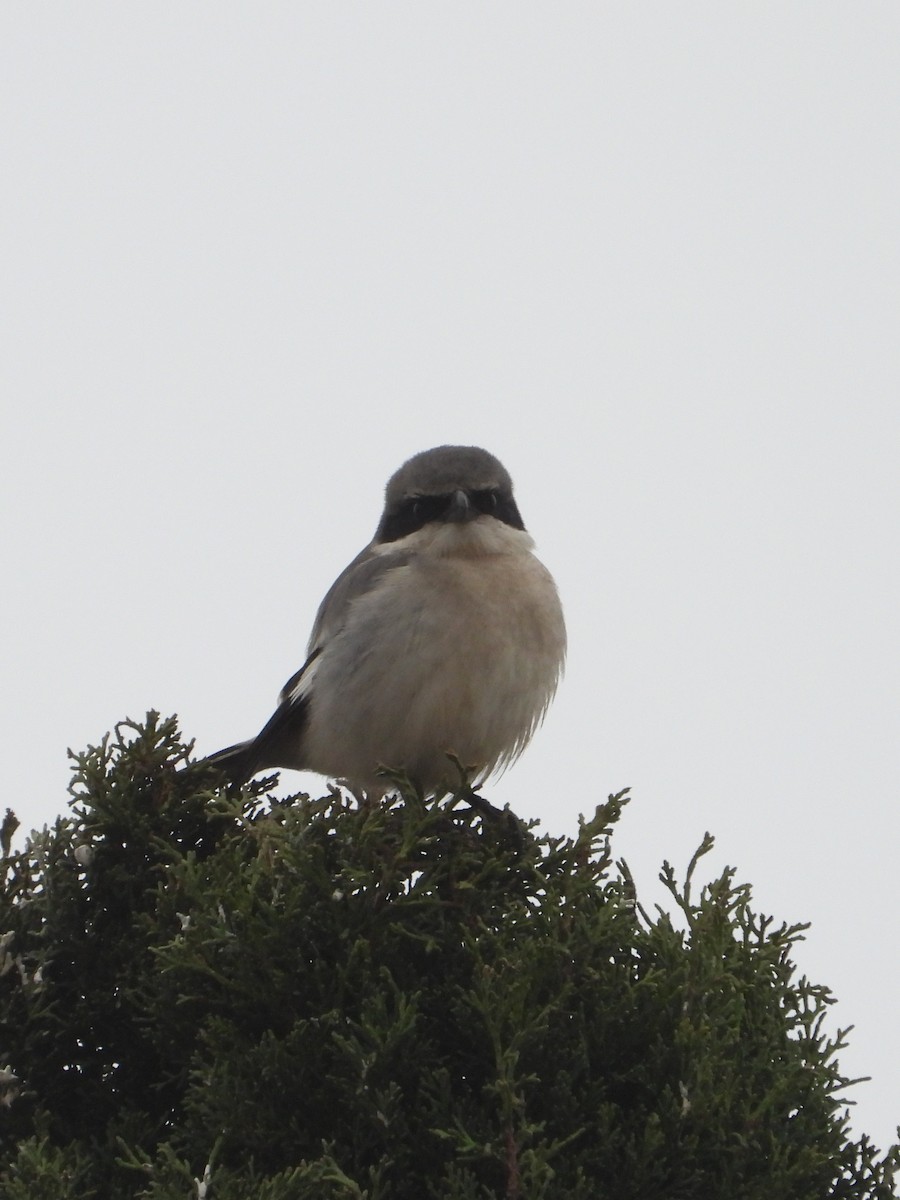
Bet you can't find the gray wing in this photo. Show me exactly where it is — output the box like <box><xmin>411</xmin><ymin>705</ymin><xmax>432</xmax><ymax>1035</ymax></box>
<box><xmin>207</xmin><ymin>543</ymin><xmax>413</xmax><ymax>783</ymax></box>
<box><xmin>278</xmin><ymin>543</ymin><xmax>412</xmax><ymax>704</ymax></box>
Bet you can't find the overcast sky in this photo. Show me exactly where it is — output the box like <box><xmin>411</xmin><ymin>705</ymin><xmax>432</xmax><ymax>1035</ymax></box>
<box><xmin>2</xmin><ymin>4</ymin><xmax>898</xmax><ymax>1153</ymax></box>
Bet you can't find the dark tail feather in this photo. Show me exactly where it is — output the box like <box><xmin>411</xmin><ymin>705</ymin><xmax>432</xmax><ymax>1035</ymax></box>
<box><xmin>204</xmin><ymin>740</ymin><xmax>260</xmax><ymax>787</ymax></box>
<box><xmin>203</xmin><ymin>694</ymin><xmax>309</xmax><ymax>787</ymax></box>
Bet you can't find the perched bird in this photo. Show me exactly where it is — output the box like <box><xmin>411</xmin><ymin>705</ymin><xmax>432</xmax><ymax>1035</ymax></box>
<box><xmin>207</xmin><ymin>445</ymin><xmax>566</xmax><ymax>795</ymax></box>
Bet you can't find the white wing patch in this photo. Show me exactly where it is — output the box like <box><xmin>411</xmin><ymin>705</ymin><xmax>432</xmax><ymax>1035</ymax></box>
<box><xmin>281</xmin><ymin>653</ymin><xmax>320</xmax><ymax>707</ymax></box>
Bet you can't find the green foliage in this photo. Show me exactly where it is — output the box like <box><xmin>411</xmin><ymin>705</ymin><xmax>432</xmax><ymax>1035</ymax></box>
<box><xmin>1</xmin><ymin>713</ymin><xmax>896</xmax><ymax>1199</ymax></box>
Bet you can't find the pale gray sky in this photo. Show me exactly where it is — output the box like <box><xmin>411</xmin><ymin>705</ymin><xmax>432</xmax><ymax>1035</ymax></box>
<box><xmin>2</xmin><ymin>4</ymin><xmax>898</xmax><ymax>1152</ymax></box>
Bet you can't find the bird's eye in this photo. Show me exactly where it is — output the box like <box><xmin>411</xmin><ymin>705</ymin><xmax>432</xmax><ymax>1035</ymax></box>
<box><xmin>471</xmin><ymin>488</ymin><xmax>499</xmax><ymax>514</ymax></box>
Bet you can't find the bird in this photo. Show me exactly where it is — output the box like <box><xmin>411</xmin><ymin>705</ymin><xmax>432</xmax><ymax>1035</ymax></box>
<box><xmin>206</xmin><ymin>445</ymin><xmax>566</xmax><ymax>796</ymax></box>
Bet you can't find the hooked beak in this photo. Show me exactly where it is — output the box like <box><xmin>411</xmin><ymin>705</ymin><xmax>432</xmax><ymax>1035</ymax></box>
<box><xmin>446</xmin><ymin>489</ymin><xmax>476</xmax><ymax>523</ymax></box>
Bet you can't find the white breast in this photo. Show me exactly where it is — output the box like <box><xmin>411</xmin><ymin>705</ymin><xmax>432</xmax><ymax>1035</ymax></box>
<box><xmin>301</xmin><ymin>519</ymin><xmax>566</xmax><ymax>793</ymax></box>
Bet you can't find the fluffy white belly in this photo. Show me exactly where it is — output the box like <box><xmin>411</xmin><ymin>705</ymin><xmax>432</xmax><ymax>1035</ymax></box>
<box><xmin>302</xmin><ymin>548</ymin><xmax>565</xmax><ymax>792</ymax></box>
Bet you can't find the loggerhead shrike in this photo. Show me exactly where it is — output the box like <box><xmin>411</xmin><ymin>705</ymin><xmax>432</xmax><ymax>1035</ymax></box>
<box><xmin>207</xmin><ymin>445</ymin><xmax>566</xmax><ymax>795</ymax></box>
